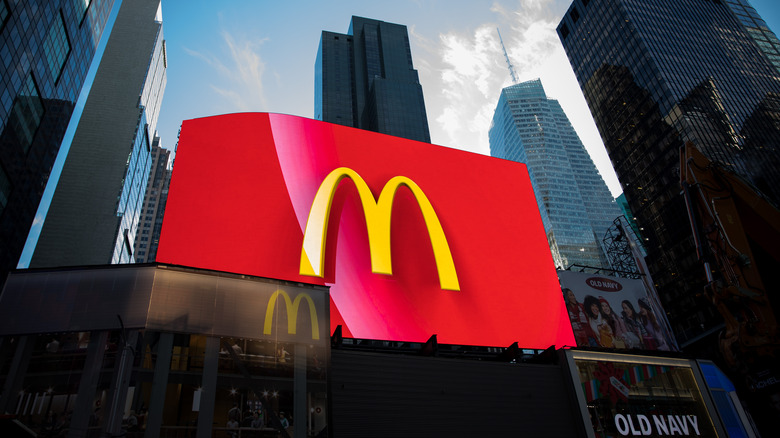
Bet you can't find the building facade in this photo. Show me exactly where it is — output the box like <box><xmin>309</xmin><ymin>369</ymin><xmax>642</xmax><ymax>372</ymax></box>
<box><xmin>30</xmin><ymin>0</ymin><xmax>166</xmax><ymax>267</ymax></box>
<box><xmin>0</xmin><ymin>0</ymin><xmax>115</xmax><ymax>283</ymax></box>
<box><xmin>133</xmin><ymin>138</ymin><xmax>171</xmax><ymax>263</ymax></box>
<box><xmin>557</xmin><ymin>0</ymin><xmax>780</xmax><ymax>348</ymax></box>
<box><xmin>489</xmin><ymin>79</ymin><xmax>621</xmax><ymax>269</ymax></box>
<box><xmin>726</xmin><ymin>0</ymin><xmax>780</xmax><ymax>74</ymax></box>
<box><xmin>0</xmin><ymin>264</ymin><xmax>330</xmax><ymax>438</ymax></box>
<box><xmin>315</xmin><ymin>16</ymin><xmax>431</xmax><ymax>143</ymax></box>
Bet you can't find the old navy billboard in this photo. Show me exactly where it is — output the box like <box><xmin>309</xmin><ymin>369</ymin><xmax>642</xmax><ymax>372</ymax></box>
<box><xmin>558</xmin><ymin>270</ymin><xmax>677</xmax><ymax>352</ymax></box>
<box><xmin>157</xmin><ymin>113</ymin><xmax>573</xmax><ymax>347</ymax></box>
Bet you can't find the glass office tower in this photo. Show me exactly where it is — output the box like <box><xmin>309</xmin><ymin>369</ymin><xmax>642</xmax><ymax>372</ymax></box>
<box><xmin>133</xmin><ymin>137</ymin><xmax>171</xmax><ymax>263</ymax></box>
<box><xmin>30</xmin><ymin>0</ymin><xmax>166</xmax><ymax>267</ymax></box>
<box><xmin>725</xmin><ymin>0</ymin><xmax>780</xmax><ymax>74</ymax></box>
<box><xmin>0</xmin><ymin>0</ymin><xmax>115</xmax><ymax>283</ymax></box>
<box><xmin>315</xmin><ymin>16</ymin><xmax>431</xmax><ymax>143</ymax></box>
<box><xmin>557</xmin><ymin>0</ymin><xmax>780</xmax><ymax>348</ymax></box>
<box><xmin>489</xmin><ymin>79</ymin><xmax>621</xmax><ymax>269</ymax></box>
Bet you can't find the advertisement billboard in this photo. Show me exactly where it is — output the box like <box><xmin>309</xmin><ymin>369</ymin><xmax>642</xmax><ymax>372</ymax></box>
<box><xmin>558</xmin><ymin>270</ymin><xmax>677</xmax><ymax>351</ymax></box>
<box><xmin>157</xmin><ymin>113</ymin><xmax>573</xmax><ymax>347</ymax></box>
<box><xmin>567</xmin><ymin>351</ymin><xmax>721</xmax><ymax>437</ymax></box>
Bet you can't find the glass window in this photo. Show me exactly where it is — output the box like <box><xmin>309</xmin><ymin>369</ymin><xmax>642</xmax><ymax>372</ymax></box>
<box><xmin>570</xmin><ymin>7</ymin><xmax>580</xmax><ymax>23</ymax></box>
<box><xmin>1</xmin><ymin>0</ymin><xmax>10</xmax><ymax>33</ymax></box>
<box><xmin>573</xmin><ymin>355</ymin><xmax>720</xmax><ymax>437</ymax></box>
<box><xmin>8</xmin><ymin>74</ymin><xmax>45</xmax><ymax>153</ymax></box>
<box><xmin>43</xmin><ymin>11</ymin><xmax>70</xmax><ymax>83</ymax></box>
<box><xmin>0</xmin><ymin>165</ymin><xmax>10</xmax><ymax>216</ymax></box>
<box><xmin>6</xmin><ymin>331</ymin><xmax>117</xmax><ymax>436</ymax></box>
<box><xmin>74</xmin><ymin>0</ymin><xmax>91</xmax><ymax>24</ymax></box>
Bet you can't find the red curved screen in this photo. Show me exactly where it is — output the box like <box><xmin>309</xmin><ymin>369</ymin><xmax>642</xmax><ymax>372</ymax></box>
<box><xmin>157</xmin><ymin>113</ymin><xmax>574</xmax><ymax>348</ymax></box>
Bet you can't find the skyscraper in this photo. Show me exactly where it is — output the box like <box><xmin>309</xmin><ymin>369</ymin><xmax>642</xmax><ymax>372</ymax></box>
<box><xmin>489</xmin><ymin>79</ymin><xmax>622</xmax><ymax>269</ymax></box>
<box><xmin>315</xmin><ymin>16</ymin><xmax>431</xmax><ymax>143</ymax></box>
<box><xmin>133</xmin><ymin>137</ymin><xmax>171</xmax><ymax>263</ymax></box>
<box><xmin>0</xmin><ymin>0</ymin><xmax>116</xmax><ymax>282</ymax></box>
<box><xmin>726</xmin><ymin>0</ymin><xmax>780</xmax><ymax>74</ymax></box>
<box><xmin>30</xmin><ymin>0</ymin><xmax>166</xmax><ymax>267</ymax></box>
<box><xmin>557</xmin><ymin>0</ymin><xmax>780</xmax><ymax>347</ymax></box>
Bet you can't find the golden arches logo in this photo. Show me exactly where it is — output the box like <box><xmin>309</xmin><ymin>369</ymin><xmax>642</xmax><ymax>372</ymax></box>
<box><xmin>299</xmin><ymin>167</ymin><xmax>460</xmax><ymax>291</ymax></box>
<box><xmin>263</xmin><ymin>290</ymin><xmax>320</xmax><ymax>340</ymax></box>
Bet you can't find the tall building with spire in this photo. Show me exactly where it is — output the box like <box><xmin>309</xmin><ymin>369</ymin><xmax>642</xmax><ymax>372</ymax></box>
<box><xmin>489</xmin><ymin>79</ymin><xmax>621</xmax><ymax>269</ymax></box>
<box><xmin>0</xmin><ymin>0</ymin><xmax>116</xmax><ymax>283</ymax></box>
<box><xmin>30</xmin><ymin>0</ymin><xmax>166</xmax><ymax>267</ymax></box>
<box><xmin>315</xmin><ymin>16</ymin><xmax>431</xmax><ymax>143</ymax></box>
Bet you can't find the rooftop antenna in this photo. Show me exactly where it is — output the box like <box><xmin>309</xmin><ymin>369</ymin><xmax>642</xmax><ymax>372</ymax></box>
<box><xmin>497</xmin><ymin>28</ymin><xmax>518</xmax><ymax>84</ymax></box>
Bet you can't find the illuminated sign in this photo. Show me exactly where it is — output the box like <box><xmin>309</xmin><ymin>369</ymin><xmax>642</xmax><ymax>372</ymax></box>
<box><xmin>157</xmin><ymin>113</ymin><xmax>573</xmax><ymax>347</ymax></box>
<box><xmin>264</xmin><ymin>290</ymin><xmax>320</xmax><ymax>340</ymax></box>
<box><xmin>300</xmin><ymin>167</ymin><xmax>459</xmax><ymax>291</ymax></box>
<box><xmin>570</xmin><ymin>352</ymin><xmax>719</xmax><ymax>437</ymax></box>
<box><xmin>613</xmin><ymin>414</ymin><xmax>702</xmax><ymax>436</ymax></box>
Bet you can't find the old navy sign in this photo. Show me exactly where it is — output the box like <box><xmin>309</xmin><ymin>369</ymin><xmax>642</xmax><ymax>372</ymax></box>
<box><xmin>157</xmin><ymin>113</ymin><xmax>573</xmax><ymax>347</ymax></box>
<box><xmin>614</xmin><ymin>414</ymin><xmax>702</xmax><ymax>436</ymax></box>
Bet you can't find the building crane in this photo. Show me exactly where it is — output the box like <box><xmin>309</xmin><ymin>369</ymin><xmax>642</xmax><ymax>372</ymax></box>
<box><xmin>681</xmin><ymin>141</ymin><xmax>780</xmax><ymax>401</ymax></box>
<box><xmin>497</xmin><ymin>28</ymin><xmax>518</xmax><ymax>84</ymax></box>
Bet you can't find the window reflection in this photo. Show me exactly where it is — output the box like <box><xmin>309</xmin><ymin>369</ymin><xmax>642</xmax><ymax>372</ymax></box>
<box><xmin>0</xmin><ymin>330</ymin><xmax>328</xmax><ymax>437</ymax></box>
<box><xmin>575</xmin><ymin>358</ymin><xmax>718</xmax><ymax>437</ymax></box>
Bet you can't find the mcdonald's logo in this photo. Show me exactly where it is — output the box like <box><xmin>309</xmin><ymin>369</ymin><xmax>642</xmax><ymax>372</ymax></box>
<box><xmin>299</xmin><ymin>167</ymin><xmax>460</xmax><ymax>291</ymax></box>
<box><xmin>263</xmin><ymin>290</ymin><xmax>320</xmax><ymax>340</ymax></box>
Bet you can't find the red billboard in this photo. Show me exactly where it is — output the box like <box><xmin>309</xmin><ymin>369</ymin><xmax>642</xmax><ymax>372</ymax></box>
<box><xmin>157</xmin><ymin>113</ymin><xmax>573</xmax><ymax>348</ymax></box>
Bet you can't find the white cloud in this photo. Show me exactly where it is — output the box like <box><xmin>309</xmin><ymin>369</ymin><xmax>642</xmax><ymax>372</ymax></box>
<box><xmin>423</xmin><ymin>0</ymin><xmax>622</xmax><ymax>196</ymax></box>
<box><xmin>430</xmin><ymin>0</ymin><xmax>562</xmax><ymax>154</ymax></box>
<box><xmin>433</xmin><ymin>25</ymin><xmax>504</xmax><ymax>154</ymax></box>
<box><xmin>184</xmin><ymin>30</ymin><xmax>269</xmax><ymax>112</ymax></box>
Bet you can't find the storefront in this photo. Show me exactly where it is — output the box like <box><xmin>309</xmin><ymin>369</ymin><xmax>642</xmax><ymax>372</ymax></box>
<box><xmin>564</xmin><ymin>350</ymin><xmax>728</xmax><ymax>437</ymax></box>
<box><xmin>0</xmin><ymin>264</ymin><xmax>329</xmax><ymax>438</ymax></box>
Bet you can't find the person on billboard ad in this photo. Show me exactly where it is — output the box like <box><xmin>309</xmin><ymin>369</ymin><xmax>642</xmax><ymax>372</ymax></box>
<box><xmin>620</xmin><ymin>300</ymin><xmax>647</xmax><ymax>349</ymax></box>
<box><xmin>564</xmin><ymin>288</ymin><xmax>598</xmax><ymax>346</ymax></box>
<box><xmin>557</xmin><ymin>270</ymin><xmax>678</xmax><ymax>352</ymax></box>
<box><xmin>599</xmin><ymin>297</ymin><xmax>630</xmax><ymax>349</ymax></box>
<box><xmin>638</xmin><ymin>298</ymin><xmax>670</xmax><ymax>351</ymax></box>
<box><xmin>584</xmin><ymin>295</ymin><xmax>616</xmax><ymax>348</ymax></box>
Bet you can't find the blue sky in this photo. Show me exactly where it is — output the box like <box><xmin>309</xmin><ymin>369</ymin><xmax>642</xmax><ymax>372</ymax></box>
<box><xmin>156</xmin><ymin>0</ymin><xmax>780</xmax><ymax>198</ymax></box>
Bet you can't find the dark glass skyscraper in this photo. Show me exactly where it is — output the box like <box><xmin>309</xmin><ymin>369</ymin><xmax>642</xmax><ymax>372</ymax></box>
<box><xmin>558</xmin><ymin>0</ymin><xmax>780</xmax><ymax>347</ymax></box>
<box><xmin>0</xmin><ymin>0</ymin><xmax>115</xmax><ymax>283</ymax></box>
<box><xmin>726</xmin><ymin>0</ymin><xmax>780</xmax><ymax>74</ymax></box>
<box><xmin>315</xmin><ymin>16</ymin><xmax>431</xmax><ymax>143</ymax></box>
<box><xmin>558</xmin><ymin>1</ymin><xmax>780</xmax><ymax>430</ymax></box>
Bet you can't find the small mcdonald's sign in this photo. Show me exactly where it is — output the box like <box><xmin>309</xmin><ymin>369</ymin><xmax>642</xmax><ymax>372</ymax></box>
<box><xmin>264</xmin><ymin>290</ymin><xmax>321</xmax><ymax>340</ymax></box>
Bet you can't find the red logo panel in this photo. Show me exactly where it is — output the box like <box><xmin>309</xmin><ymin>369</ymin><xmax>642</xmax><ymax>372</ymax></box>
<box><xmin>157</xmin><ymin>113</ymin><xmax>573</xmax><ymax>348</ymax></box>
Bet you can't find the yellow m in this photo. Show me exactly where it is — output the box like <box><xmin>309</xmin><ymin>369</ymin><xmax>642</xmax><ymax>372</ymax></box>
<box><xmin>264</xmin><ymin>290</ymin><xmax>320</xmax><ymax>340</ymax></box>
<box><xmin>299</xmin><ymin>167</ymin><xmax>460</xmax><ymax>291</ymax></box>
